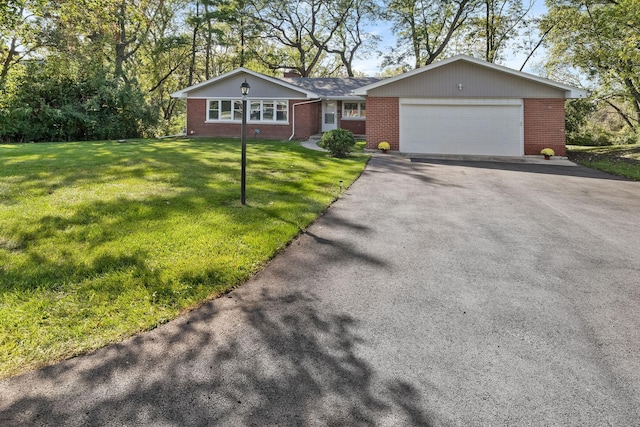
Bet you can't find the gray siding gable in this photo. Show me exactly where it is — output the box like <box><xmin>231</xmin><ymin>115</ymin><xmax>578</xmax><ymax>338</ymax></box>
<box><xmin>367</xmin><ymin>61</ymin><xmax>567</xmax><ymax>98</ymax></box>
<box><xmin>172</xmin><ymin>69</ymin><xmax>316</xmax><ymax>99</ymax></box>
<box><xmin>354</xmin><ymin>55</ymin><xmax>587</xmax><ymax>99</ymax></box>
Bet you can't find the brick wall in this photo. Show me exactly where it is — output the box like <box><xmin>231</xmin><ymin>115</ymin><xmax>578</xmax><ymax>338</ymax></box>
<box><xmin>523</xmin><ymin>98</ymin><xmax>566</xmax><ymax>156</ymax></box>
<box><xmin>340</xmin><ymin>120</ymin><xmax>366</xmax><ymax>135</ymax></box>
<box><xmin>365</xmin><ymin>97</ymin><xmax>399</xmax><ymax>150</ymax></box>
<box><xmin>186</xmin><ymin>98</ymin><xmax>317</xmax><ymax>140</ymax></box>
<box><xmin>292</xmin><ymin>101</ymin><xmax>321</xmax><ymax>138</ymax></box>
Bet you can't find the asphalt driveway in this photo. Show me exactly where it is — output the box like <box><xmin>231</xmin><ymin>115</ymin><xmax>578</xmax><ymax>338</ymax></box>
<box><xmin>1</xmin><ymin>155</ymin><xmax>639</xmax><ymax>426</ymax></box>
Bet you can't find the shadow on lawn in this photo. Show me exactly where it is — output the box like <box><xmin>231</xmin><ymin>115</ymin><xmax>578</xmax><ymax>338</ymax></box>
<box><xmin>1</xmin><ymin>140</ymin><xmax>340</xmax><ymax>293</ymax></box>
<box><xmin>0</xmin><ymin>288</ymin><xmax>433</xmax><ymax>426</ymax></box>
<box><xmin>0</xmin><ymin>140</ymin><xmax>243</xmax><ymax>200</ymax></box>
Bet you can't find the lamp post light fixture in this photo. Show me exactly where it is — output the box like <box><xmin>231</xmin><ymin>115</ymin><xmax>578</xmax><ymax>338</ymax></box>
<box><xmin>240</xmin><ymin>78</ymin><xmax>250</xmax><ymax>205</ymax></box>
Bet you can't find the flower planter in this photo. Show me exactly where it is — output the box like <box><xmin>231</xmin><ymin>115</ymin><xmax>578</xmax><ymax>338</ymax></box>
<box><xmin>541</xmin><ymin>148</ymin><xmax>554</xmax><ymax>160</ymax></box>
<box><xmin>377</xmin><ymin>142</ymin><xmax>391</xmax><ymax>153</ymax></box>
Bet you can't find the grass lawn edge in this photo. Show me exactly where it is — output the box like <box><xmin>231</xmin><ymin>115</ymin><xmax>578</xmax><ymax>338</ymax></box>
<box><xmin>0</xmin><ymin>139</ymin><xmax>370</xmax><ymax>379</ymax></box>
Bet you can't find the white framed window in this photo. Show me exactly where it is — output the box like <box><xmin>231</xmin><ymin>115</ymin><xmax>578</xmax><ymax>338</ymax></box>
<box><xmin>207</xmin><ymin>99</ymin><xmax>288</xmax><ymax>123</ymax></box>
<box><xmin>208</xmin><ymin>100</ymin><xmax>220</xmax><ymax>120</ymax></box>
<box><xmin>342</xmin><ymin>101</ymin><xmax>366</xmax><ymax>119</ymax></box>
<box><xmin>276</xmin><ymin>101</ymin><xmax>288</xmax><ymax>121</ymax></box>
<box><xmin>208</xmin><ymin>100</ymin><xmax>242</xmax><ymax>120</ymax></box>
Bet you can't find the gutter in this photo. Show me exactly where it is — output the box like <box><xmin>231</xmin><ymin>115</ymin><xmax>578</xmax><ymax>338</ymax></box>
<box><xmin>288</xmin><ymin>99</ymin><xmax>323</xmax><ymax>141</ymax></box>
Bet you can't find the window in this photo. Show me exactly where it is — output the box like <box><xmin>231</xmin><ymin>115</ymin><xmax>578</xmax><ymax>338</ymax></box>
<box><xmin>220</xmin><ymin>100</ymin><xmax>232</xmax><ymax>120</ymax></box>
<box><xmin>207</xmin><ymin>99</ymin><xmax>289</xmax><ymax>123</ymax></box>
<box><xmin>343</xmin><ymin>101</ymin><xmax>366</xmax><ymax>119</ymax></box>
<box><xmin>262</xmin><ymin>101</ymin><xmax>274</xmax><ymax>121</ymax></box>
<box><xmin>208</xmin><ymin>101</ymin><xmax>219</xmax><ymax>120</ymax></box>
<box><xmin>276</xmin><ymin>101</ymin><xmax>288</xmax><ymax>121</ymax></box>
<box><xmin>250</xmin><ymin>101</ymin><xmax>261</xmax><ymax>120</ymax></box>
<box><xmin>233</xmin><ymin>101</ymin><xmax>243</xmax><ymax>120</ymax></box>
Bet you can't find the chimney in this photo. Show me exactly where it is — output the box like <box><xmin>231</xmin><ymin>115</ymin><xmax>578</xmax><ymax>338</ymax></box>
<box><xmin>284</xmin><ymin>70</ymin><xmax>301</xmax><ymax>78</ymax></box>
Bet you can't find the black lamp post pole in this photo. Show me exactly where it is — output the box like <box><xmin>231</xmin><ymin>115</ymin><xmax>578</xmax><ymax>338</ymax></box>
<box><xmin>241</xmin><ymin>96</ymin><xmax>247</xmax><ymax>205</ymax></box>
<box><xmin>240</xmin><ymin>79</ymin><xmax>250</xmax><ymax>205</ymax></box>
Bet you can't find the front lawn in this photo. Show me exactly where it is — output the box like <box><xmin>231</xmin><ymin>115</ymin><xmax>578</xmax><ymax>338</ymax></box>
<box><xmin>0</xmin><ymin>138</ymin><xmax>369</xmax><ymax>378</ymax></box>
<box><xmin>567</xmin><ymin>143</ymin><xmax>640</xmax><ymax>180</ymax></box>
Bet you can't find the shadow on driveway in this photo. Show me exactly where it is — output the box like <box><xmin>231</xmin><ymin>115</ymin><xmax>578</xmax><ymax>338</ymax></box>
<box><xmin>0</xmin><ymin>280</ymin><xmax>431</xmax><ymax>426</ymax></box>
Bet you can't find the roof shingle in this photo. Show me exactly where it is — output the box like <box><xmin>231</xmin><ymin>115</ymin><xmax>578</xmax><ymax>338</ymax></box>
<box><xmin>279</xmin><ymin>77</ymin><xmax>385</xmax><ymax>98</ymax></box>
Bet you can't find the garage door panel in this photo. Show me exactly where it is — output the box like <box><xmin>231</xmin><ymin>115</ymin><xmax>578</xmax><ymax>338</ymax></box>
<box><xmin>400</xmin><ymin>100</ymin><xmax>523</xmax><ymax>156</ymax></box>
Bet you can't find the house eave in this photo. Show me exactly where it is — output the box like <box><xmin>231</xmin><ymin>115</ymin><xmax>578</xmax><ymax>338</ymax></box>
<box><xmin>324</xmin><ymin>95</ymin><xmax>367</xmax><ymax>101</ymax></box>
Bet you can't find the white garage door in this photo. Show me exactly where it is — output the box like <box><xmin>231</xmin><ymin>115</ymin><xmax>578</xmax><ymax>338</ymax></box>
<box><xmin>400</xmin><ymin>99</ymin><xmax>523</xmax><ymax>156</ymax></box>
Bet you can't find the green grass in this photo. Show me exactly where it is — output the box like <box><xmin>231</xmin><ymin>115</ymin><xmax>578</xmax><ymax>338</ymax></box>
<box><xmin>0</xmin><ymin>138</ymin><xmax>369</xmax><ymax>378</ymax></box>
<box><xmin>567</xmin><ymin>143</ymin><xmax>640</xmax><ymax>181</ymax></box>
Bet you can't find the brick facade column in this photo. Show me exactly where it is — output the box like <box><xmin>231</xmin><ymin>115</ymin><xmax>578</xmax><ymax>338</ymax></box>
<box><xmin>365</xmin><ymin>97</ymin><xmax>399</xmax><ymax>150</ymax></box>
<box><xmin>523</xmin><ymin>98</ymin><xmax>566</xmax><ymax>156</ymax></box>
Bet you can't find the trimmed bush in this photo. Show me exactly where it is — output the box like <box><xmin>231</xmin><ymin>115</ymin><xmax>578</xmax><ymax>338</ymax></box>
<box><xmin>320</xmin><ymin>129</ymin><xmax>356</xmax><ymax>157</ymax></box>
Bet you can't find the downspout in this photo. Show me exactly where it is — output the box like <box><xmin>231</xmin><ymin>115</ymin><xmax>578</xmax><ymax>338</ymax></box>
<box><xmin>288</xmin><ymin>99</ymin><xmax>323</xmax><ymax>141</ymax></box>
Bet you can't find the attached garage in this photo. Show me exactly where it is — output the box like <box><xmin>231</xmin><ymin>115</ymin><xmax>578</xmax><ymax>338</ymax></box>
<box><xmin>399</xmin><ymin>99</ymin><xmax>523</xmax><ymax>156</ymax></box>
<box><xmin>355</xmin><ymin>55</ymin><xmax>587</xmax><ymax>157</ymax></box>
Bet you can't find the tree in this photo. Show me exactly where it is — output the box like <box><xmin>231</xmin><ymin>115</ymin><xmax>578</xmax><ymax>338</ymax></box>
<box><xmin>324</xmin><ymin>0</ymin><xmax>380</xmax><ymax>76</ymax></box>
<box><xmin>50</xmin><ymin>0</ymin><xmax>166</xmax><ymax>80</ymax></box>
<box><xmin>462</xmin><ymin>0</ymin><xmax>534</xmax><ymax>63</ymax></box>
<box><xmin>543</xmin><ymin>0</ymin><xmax>640</xmax><ymax>130</ymax></box>
<box><xmin>385</xmin><ymin>0</ymin><xmax>479</xmax><ymax>68</ymax></box>
<box><xmin>0</xmin><ymin>0</ymin><xmax>49</xmax><ymax>89</ymax></box>
<box><xmin>245</xmin><ymin>0</ymin><xmax>335</xmax><ymax>76</ymax></box>
<box><xmin>245</xmin><ymin>0</ymin><xmax>376</xmax><ymax>77</ymax></box>
<box><xmin>0</xmin><ymin>58</ymin><xmax>155</xmax><ymax>142</ymax></box>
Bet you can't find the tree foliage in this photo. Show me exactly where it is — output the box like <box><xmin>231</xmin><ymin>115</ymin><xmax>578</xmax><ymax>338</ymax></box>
<box><xmin>385</xmin><ymin>0</ymin><xmax>478</xmax><ymax>68</ymax></box>
<box><xmin>462</xmin><ymin>0</ymin><xmax>533</xmax><ymax>63</ymax></box>
<box><xmin>383</xmin><ymin>0</ymin><xmax>537</xmax><ymax>68</ymax></box>
<box><xmin>1</xmin><ymin>0</ymin><xmax>386</xmax><ymax>141</ymax></box>
<box><xmin>0</xmin><ymin>59</ymin><xmax>154</xmax><ymax>142</ymax></box>
<box><xmin>543</xmin><ymin>0</ymin><xmax>640</xmax><ymax>131</ymax></box>
<box><xmin>2</xmin><ymin>0</ymin><xmax>632</xmax><ymax>142</ymax></box>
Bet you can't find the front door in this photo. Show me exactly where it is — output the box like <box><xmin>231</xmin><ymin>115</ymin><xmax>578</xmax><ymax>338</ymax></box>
<box><xmin>322</xmin><ymin>101</ymin><xmax>338</xmax><ymax>132</ymax></box>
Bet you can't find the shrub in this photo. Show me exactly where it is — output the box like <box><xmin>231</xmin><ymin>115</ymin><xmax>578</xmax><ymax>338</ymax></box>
<box><xmin>0</xmin><ymin>61</ymin><xmax>156</xmax><ymax>142</ymax></box>
<box><xmin>320</xmin><ymin>128</ymin><xmax>356</xmax><ymax>157</ymax></box>
<box><xmin>611</xmin><ymin>130</ymin><xmax>639</xmax><ymax>145</ymax></box>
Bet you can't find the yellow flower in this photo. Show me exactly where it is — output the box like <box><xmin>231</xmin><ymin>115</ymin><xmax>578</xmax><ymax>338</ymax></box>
<box><xmin>378</xmin><ymin>141</ymin><xmax>390</xmax><ymax>151</ymax></box>
<box><xmin>541</xmin><ymin>148</ymin><xmax>555</xmax><ymax>157</ymax></box>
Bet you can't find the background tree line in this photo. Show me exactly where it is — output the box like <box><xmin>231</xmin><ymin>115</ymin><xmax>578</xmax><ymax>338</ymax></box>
<box><xmin>0</xmin><ymin>0</ymin><xmax>638</xmax><ymax>143</ymax></box>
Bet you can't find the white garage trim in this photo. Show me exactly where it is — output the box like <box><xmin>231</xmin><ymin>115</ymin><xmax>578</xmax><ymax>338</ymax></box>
<box><xmin>401</xmin><ymin>98</ymin><xmax>523</xmax><ymax>106</ymax></box>
<box><xmin>399</xmin><ymin>98</ymin><xmax>524</xmax><ymax>157</ymax></box>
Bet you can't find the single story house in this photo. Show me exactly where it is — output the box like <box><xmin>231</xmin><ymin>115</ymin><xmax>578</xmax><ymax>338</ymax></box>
<box><xmin>171</xmin><ymin>55</ymin><xmax>587</xmax><ymax>157</ymax></box>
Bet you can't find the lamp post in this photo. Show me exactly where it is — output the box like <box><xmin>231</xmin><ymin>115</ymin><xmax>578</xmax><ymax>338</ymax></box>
<box><xmin>240</xmin><ymin>78</ymin><xmax>250</xmax><ymax>205</ymax></box>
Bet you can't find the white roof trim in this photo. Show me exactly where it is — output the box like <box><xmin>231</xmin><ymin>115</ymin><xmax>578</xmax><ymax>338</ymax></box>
<box><xmin>171</xmin><ymin>68</ymin><xmax>320</xmax><ymax>99</ymax></box>
<box><xmin>353</xmin><ymin>55</ymin><xmax>588</xmax><ymax>99</ymax></box>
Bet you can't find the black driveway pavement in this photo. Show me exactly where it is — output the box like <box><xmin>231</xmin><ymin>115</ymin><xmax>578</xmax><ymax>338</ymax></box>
<box><xmin>1</xmin><ymin>155</ymin><xmax>639</xmax><ymax>426</ymax></box>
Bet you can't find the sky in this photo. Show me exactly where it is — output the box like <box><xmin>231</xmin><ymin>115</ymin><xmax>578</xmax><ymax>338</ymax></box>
<box><xmin>352</xmin><ymin>0</ymin><xmax>550</xmax><ymax>77</ymax></box>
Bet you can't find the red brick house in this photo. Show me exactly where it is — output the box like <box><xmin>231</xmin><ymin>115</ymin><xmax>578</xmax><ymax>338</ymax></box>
<box><xmin>172</xmin><ymin>55</ymin><xmax>586</xmax><ymax>157</ymax></box>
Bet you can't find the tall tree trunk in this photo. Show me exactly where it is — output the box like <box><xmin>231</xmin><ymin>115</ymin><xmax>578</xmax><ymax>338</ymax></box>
<box><xmin>204</xmin><ymin>0</ymin><xmax>213</xmax><ymax>79</ymax></box>
<box><xmin>115</xmin><ymin>0</ymin><xmax>128</xmax><ymax>79</ymax></box>
<box><xmin>623</xmin><ymin>77</ymin><xmax>640</xmax><ymax>128</ymax></box>
<box><xmin>485</xmin><ymin>0</ymin><xmax>491</xmax><ymax>61</ymax></box>
<box><xmin>189</xmin><ymin>1</ymin><xmax>200</xmax><ymax>86</ymax></box>
<box><xmin>0</xmin><ymin>38</ymin><xmax>18</xmax><ymax>88</ymax></box>
<box><xmin>239</xmin><ymin>17</ymin><xmax>245</xmax><ymax>67</ymax></box>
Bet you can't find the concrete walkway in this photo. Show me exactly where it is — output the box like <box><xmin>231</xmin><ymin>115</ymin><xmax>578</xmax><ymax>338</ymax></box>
<box><xmin>299</xmin><ymin>137</ymin><xmax>577</xmax><ymax>166</ymax></box>
<box><xmin>1</xmin><ymin>156</ymin><xmax>639</xmax><ymax>426</ymax></box>
<box><xmin>300</xmin><ymin>137</ymin><xmax>326</xmax><ymax>151</ymax></box>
